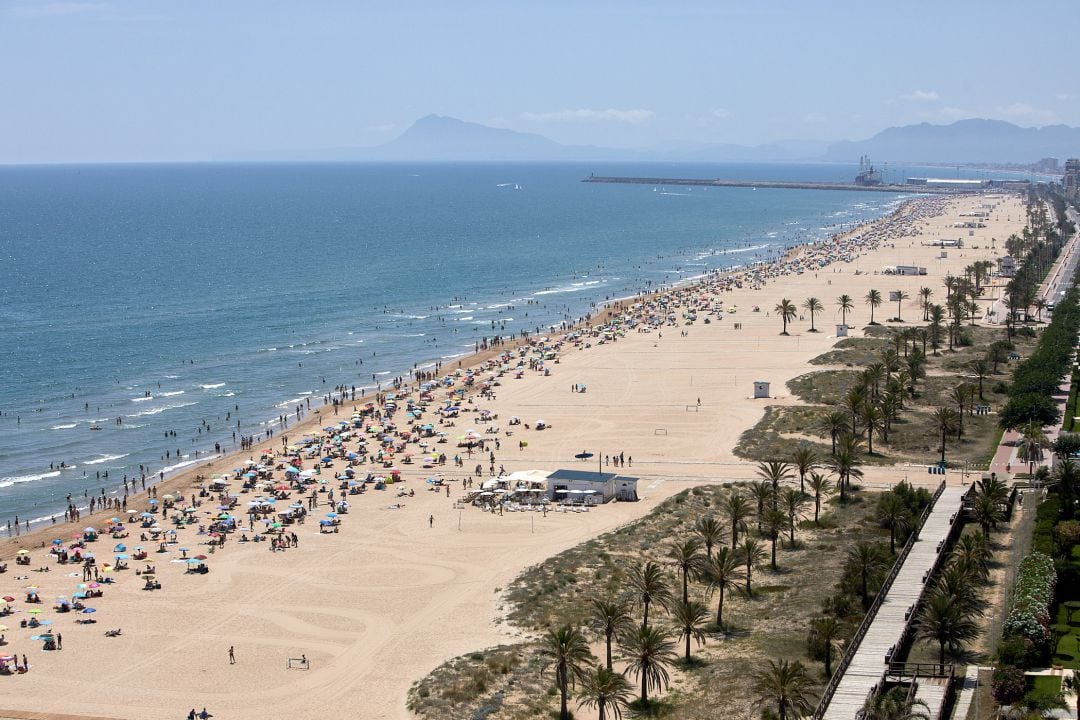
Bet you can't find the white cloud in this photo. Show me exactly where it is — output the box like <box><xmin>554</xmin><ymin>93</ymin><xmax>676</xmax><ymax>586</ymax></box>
<box><xmin>9</xmin><ymin>2</ymin><xmax>111</xmax><ymax>17</ymax></box>
<box><xmin>995</xmin><ymin>102</ymin><xmax>1058</xmax><ymax>125</ymax></box>
<box><xmin>900</xmin><ymin>90</ymin><xmax>940</xmax><ymax>102</ymax></box>
<box><xmin>520</xmin><ymin>108</ymin><xmax>654</xmax><ymax>124</ymax></box>
<box><xmin>712</xmin><ymin>108</ymin><xmax>732</xmax><ymax>120</ymax></box>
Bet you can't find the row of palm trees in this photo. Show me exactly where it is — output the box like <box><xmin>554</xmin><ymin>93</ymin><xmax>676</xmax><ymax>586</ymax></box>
<box><xmin>541</xmin><ymin>463</ymin><xmax>846</xmax><ymax>719</ymax></box>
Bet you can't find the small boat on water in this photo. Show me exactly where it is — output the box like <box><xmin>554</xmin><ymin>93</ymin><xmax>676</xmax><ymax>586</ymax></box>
<box><xmin>89</xmin><ymin>425</ymin><xmax>102</xmax><ymax>431</ymax></box>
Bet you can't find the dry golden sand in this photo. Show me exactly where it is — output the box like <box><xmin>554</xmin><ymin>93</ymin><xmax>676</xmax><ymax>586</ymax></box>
<box><xmin>0</xmin><ymin>193</ymin><xmax>1026</xmax><ymax>719</ymax></box>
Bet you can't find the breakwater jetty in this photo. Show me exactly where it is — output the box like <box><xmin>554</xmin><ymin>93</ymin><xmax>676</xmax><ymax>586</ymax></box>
<box><xmin>582</xmin><ymin>175</ymin><xmax>981</xmax><ymax>194</ymax></box>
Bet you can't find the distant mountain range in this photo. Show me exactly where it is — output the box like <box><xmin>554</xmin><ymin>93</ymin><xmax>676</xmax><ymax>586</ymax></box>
<box><xmin>222</xmin><ymin>115</ymin><xmax>1080</xmax><ymax>165</ymax></box>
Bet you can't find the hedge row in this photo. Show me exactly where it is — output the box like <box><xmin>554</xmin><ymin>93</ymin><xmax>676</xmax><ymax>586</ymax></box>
<box><xmin>1002</xmin><ymin>551</ymin><xmax>1058</xmax><ymax>649</ymax></box>
<box><xmin>999</xmin><ymin>285</ymin><xmax>1080</xmax><ymax>429</ymax></box>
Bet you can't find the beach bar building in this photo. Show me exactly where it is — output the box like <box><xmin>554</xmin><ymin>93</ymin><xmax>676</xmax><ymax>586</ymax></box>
<box><xmin>545</xmin><ymin>469</ymin><xmax>638</xmax><ymax>503</ymax></box>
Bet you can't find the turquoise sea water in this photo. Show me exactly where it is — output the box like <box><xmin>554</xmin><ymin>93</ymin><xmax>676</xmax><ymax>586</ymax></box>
<box><xmin>0</xmin><ymin>161</ymin><xmax>1000</xmax><ymax>524</ymax></box>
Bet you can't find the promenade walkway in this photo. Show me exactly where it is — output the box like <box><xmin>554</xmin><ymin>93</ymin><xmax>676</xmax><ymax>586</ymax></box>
<box><xmin>822</xmin><ymin>485</ymin><xmax>967</xmax><ymax>719</ymax></box>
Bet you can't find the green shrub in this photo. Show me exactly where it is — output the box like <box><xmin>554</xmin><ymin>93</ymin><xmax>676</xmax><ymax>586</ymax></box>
<box><xmin>992</xmin><ymin>665</ymin><xmax>1026</xmax><ymax>706</ymax></box>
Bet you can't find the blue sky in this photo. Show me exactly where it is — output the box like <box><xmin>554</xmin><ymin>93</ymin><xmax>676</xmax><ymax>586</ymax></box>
<box><xmin>2</xmin><ymin>0</ymin><xmax>1077</xmax><ymax>163</ymax></box>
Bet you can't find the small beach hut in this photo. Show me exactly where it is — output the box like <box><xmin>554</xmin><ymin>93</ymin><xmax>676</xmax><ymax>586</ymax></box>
<box><xmin>753</xmin><ymin>381</ymin><xmax>770</xmax><ymax>399</ymax></box>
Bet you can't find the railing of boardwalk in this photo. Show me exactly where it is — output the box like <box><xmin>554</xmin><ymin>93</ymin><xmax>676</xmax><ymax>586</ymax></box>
<box><xmin>810</xmin><ymin>479</ymin><xmax>945</xmax><ymax>720</ymax></box>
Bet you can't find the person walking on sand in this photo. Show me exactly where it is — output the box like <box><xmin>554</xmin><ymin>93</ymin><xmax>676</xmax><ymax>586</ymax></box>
<box><xmin>56</xmin><ymin>633</ymin><xmax>62</xmax><ymax>650</ymax></box>
<box><xmin>429</xmin><ymin>515</ymin><xmax>434</xmax><ymax>528</ymax></box>
<box><xmin>228</xmin><ymin>646</ymin><xmax>235</xmax><ymax>664</ymax></box>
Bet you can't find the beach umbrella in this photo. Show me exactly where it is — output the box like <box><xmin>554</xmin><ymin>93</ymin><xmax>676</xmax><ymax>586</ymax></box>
<box><xmin>0</xmin><ymin>625</ymin><xmax>7</xmax><ymax>632</ymax></box>
<box><xmin>16</xmin><ymin>550</ymin><xmax>29</xmax><ymax>556</ymax></box>
<box><xmin>194</xmin><ymin>554</ymin><xmax>207</xmax><ymax>560</ymax></box>
<box><xmin>113</xmin><ymin>544</ymin><xmax>126</xmax><ymax>552</ymax></box>
<box><xmin>26</xmin><ymin>609</ymin><xmax>42</xmax><ymax>615</ymax></box>
<box><xmin>115</xmin><ymin>554</ymin><xmax>129</xmax><ymax>560</ymax></box>
<box><xmin>72</xmin><ymin>592</ymin><xmax>87</xmax><ymax>599</ymax></box>
<box><xmin>51</xmin><ymin>539</ymin><xmax>62</xmax><ymax>546</ymax></box>
<box><xmin>82</xmin><ymin>608</ymin><xmax>96</xmax><ymax>614</ymax></box>
<box><xmin>185</xmin><ymin>558</ymin><xmax>200</xmax><ymax>565</ymax></box>
<box><xmin>88</xmin><ymin>582</ymin><xmax>100</xmax><ymax>589</ymax></box>
<box><xmin>1</xmin><ymin>596</ymin><xmax>13</xmax><ymax>603</ymax></box>
<box><xmin>325</xmin><ymin>512</ymin><xmax>338</xmax><ymax>519</ymax></box>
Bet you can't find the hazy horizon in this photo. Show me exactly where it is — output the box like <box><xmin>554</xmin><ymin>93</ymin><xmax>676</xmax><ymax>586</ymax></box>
<box><xmin>3</xmin><ymin>0</ymin><xmax>1079</xmax><ymax>164</ymax></box>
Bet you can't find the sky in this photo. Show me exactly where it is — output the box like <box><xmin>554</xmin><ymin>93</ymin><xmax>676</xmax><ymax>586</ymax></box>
<box><xmin>2</xmin><ymin>0</ymin><xmax>1078</xmax><ymax>163</ymax></box>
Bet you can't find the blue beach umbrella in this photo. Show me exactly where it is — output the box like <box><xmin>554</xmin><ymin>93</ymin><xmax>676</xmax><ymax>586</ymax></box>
<box><xmin>115</xmin><ymin>554</ymin><xmax>129</xmax><ymax>560</ymax></box>
<box><xmin>82</xmin><ymin>608</ymin><xmax>96</xmax><ymax>614</ymax></box>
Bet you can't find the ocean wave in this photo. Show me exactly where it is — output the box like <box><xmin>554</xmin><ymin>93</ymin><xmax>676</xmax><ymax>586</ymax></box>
<box><xmin>159</xmin><ymin>390</ymin><xmax>185</xmax><ymax>397</ymax></box>
<box><xmin>50</xmin><ymin>423</ymin><xmax>77</xmax><ymax>430</ymax></box>
<box><xmin>164</xmin><ymin>375</ymin><xmax>180</xmax><ymax>379</ymax></box>
<box><xmin>220</xmin><ymin>392</ymin><xmax>235</xmax><ymax>397</ymax></box>
<box><xmin>200</xmin><ymin>383</ymin><xmax>225</xmax><ymax>390</ymax></box>
<box><xmin>126</xmin><ymin>401</ymin><xmax>198</xmax><ymax>418</ymax></box>
<box><xmin>161</xmin><ymin>458</ymin><xmax>201</xmax><ymax>474</ymax></box>
<box><xmin>0</xmin><ymin>470</ymin><xmax>60</xmax><ymax>489</ymax></box>
<box><xmin>457</xmin><ymin>316</ymin><xmax>474</xmax><ymax>321</ymax></box>
<box><xmin>275</xmin><ymin>397</ymin><xmax>305</xmax><ymax>408</ymax></box>
<box><xmin>85</xmin><ymin>453</ymin><xmax>129</xmax><ymax>465</ymax></box>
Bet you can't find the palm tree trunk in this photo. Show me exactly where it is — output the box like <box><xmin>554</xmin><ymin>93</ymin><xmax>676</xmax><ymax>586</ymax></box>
<box><xmin>890</xmin><ymin>526</ymin><xmax>895</xmax><ymax>555</ymax></box>
<box><xmin>685</xmin><ymin>628</ymin><xmax>691</xmax><ymax>660</ymax></box>
<box><xmin>642</xmin><ymin>600</ymin><xmax>649</xmax><ymax>630</ymax></box>
<box><xmin>599</xmin><ymin>698</ymin><xmax>607</xmax><ymax>720</ymax></box>
<box><xmin>606</xmin><ymin>632</ymin><xmax>613</xmax><ymax>671</ymax></box>
<box><xmin>814</xmin><ymin>495</ymin><xmax>820</xmax><ymax>523</ymax></box>
<box><xmin>716</xmin><ymin>586</ymin><xmax>725</xmax><ymax>627</ymax></box>
<box><xmin>771</xmin><ymin>534</ymin><xmax>777</xmax><ymax>569</ymax></box>
<box><xmin>560</xmin><ymin>666</ymin><xmax>569</xmax><ymax>720</ymax></box>
<box><xmin>641</xmin><ymin>661</ymin><xmax>649</xmax><ymax>705</ymax></box>
<box><xmin>745</xmin><ymin>565</ymin><xmax>752</xmax><ymax>596</ymax></box>
<box><xmin>682</xmin><ymin>571</ymin><xmax>689</xmax><ymax>604</ymax></box>
<box><xmin>825</xmin><ymin>643</ymin><xmax>832</xmax><ymax>677</ymax></box>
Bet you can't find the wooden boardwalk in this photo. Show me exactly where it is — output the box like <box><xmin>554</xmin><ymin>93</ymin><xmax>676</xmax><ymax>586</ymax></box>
<box><xmin>822</xmin><ymin>485</ymin><xmax>966</xmax><ymax>719</ymax></box>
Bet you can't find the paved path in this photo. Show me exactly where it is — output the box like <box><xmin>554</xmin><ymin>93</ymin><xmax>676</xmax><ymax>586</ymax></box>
<box><xmin>823</xmin><ymin>486</ymin><xmax>967</xmax><ymax>719</ymax></box>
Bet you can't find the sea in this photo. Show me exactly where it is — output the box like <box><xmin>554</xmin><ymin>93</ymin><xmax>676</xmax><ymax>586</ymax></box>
<box><xmin>0</xmin><ymin>161</ymin><xmax>1035</xmax><ymax>526</ymax></box>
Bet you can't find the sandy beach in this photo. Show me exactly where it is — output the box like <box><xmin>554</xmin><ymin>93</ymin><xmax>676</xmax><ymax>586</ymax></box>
<box><xmin>0</xmin><ymin>191</ymin><xmax>1029</xmax><ymax>719</ymax></box>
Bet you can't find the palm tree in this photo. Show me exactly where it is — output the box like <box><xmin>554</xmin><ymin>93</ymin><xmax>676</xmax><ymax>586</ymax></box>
<box><xmin>750</xmin><ymin>480</ymin><xmax>774</xmax><ymax>532</ymax></box>
<box><xmin>1033</xmin><ymin>297</ymin><xmax>1047</xmax><ymax>322</ymax></box>
<box><xmin>725</xmin><ymin>492</ymin><xmax>753</xmax><ymax>549</ymax></box>
<box><xmin>776</xmin><ymin>298</ymin><xmax>797</xmax><ymax>335</ymax></box>
<box><xmin>668</xmin><ymin>538</ymin><xmax>706</xmax><ymax>604</ymax></box>
<box><xmin>970</xmin><ymin>487</ymin><xmax>1004</xmax><ymax>539</ymax></box>
<box><xmin>738</xmin><ymin>537</ymin><xmax>765</xmax><ymax>597</ymax></box>
<box><xmin>578</xmin><ymin>665</ymin><xmax>634</xmax><ymax>720</ymax></box>
<box><xmin>780</xmin><ymin>486</ymin><xmax>808</xmax><ymax>546</ymax></box>
<box><xmin>875</xmin><ymin>492</ymin><xmax>912</xmax><ymax>554</ymax></box>
<box><xmin>949</xmin><ymin>384</ymin><xmax>970</xmax><ymax>440</ymax></box>
<box><xmin>865</xmin><ymin>289</ymin><xmax>883</xmax><ymax>325</ymax></box>
<box><xmin>672</xmin><ymin>599</ymin><xmax>710</xmax><ymax>662</ymax></box>
<box><xmin>694</xmin><ymin>515</ymin><xmax>725</xmax><ymax>560</ymax></box>
<box><xmin>950</xmin><ymin>532</ymin><xmax>992</xmax><ymax>582</ymax></box>
<box><xmin>757</xmin><ymin>460</ymin><xmax>793</xmax><ymax>507</ymax></box>
<box><xmin>620</xmin><ymin>625</ymin><xmax>678</xmax><ymax>707</ymax></box>
<box><xmin>764</xmin><ymin>509</ymin><xmax>787</xmax><ymax>569</ymax></box>
<box><xmin>752</xmin><ymin>658</ymin><xmax>816</xmax><ymax>720</ymax></box>
<box><xmin>932</xmin><ymin>407</ymin><xmax>959</xmax><ymax>464</ymax></box>
<box><xmin>915</xmin><ymin>587</ymin><xmax>980</xmax><ymax>673</ymax></box>
<box><xmin>807</xmin><ymin>472</ymin><xmax>833</xmax><ymax>524</ymax></box>
<box><xmin>919</xmin><ymin>286</ymin><xmax>934</xmax><ymax>321</ymax></box>
<box><xmin>827</xmin><ymin>434</ymin><xmax>864</xmax><ymax>502</ymax></box>
<box><xmin>969</xmin><ymin>358</ymin><xmax>989</xmax><ymax>400</ymax></box>
<box><xmin>894</xmin><ymin>289</ymin><xmax>910</xmax><ymax>322</ymax></box>
<box><xmin>1020</xmin><ymin>421</ymin><xmax>1048</xmax><ymax>478</ymax></box>
<box><xmin>540</xmin><ymin>625</ymin><xmax>594</xmax><ymax>720</ymax></box>
<box><xmin>861</xmin><ymin>687</ymin><xmax>931</xmax><ymax>720</ymax></box>
<box><xmin>808</xmin><ymin>616</ymin><xmax>843</xmax><ymax>677</ymax></box>
<box><xmin>791</xmin><ymin>447</ymin><xmax>818</xmax><ymax>494</ymax></box>
<box><xmin>803</xmin><ymin>297</ymin><xmax>824</xmax><ymax>332</ymax></box>
<box><xmin>590</xmin><ymin>597</ymin><xmax>635</xmax><ymax>671</ymax></box>
<box><xmin>819</xmin><ymin>409</ymin><xmax>849</xmax><ymax>456</ymax></box>
<box><xmin>861</xmin><ymin>402</ymin><xmax>883</xmax><ymax>455</ymax></box>
<box><xmin>928</xmin><ymin>304</ymin><xmax>945</xmax><ymax>355</ymax></box>
<box><xmin>837</xmin><ymin>294</ymin><xmax>854</xmax><ymax>326</ymax></box>
<box><xmin>627</xmin><ymin>561</ymin><xmax>673</xmax><ymax>630</ymax></box>
<box><xmin>848</xmin><ymin>541</ymin><xmax>889</xmax><ymax>608</ymax></box>
<box><xmin>704</xmin><ymin>547</ymin><xmax>741</xmax><ymax>628</ymax></box>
